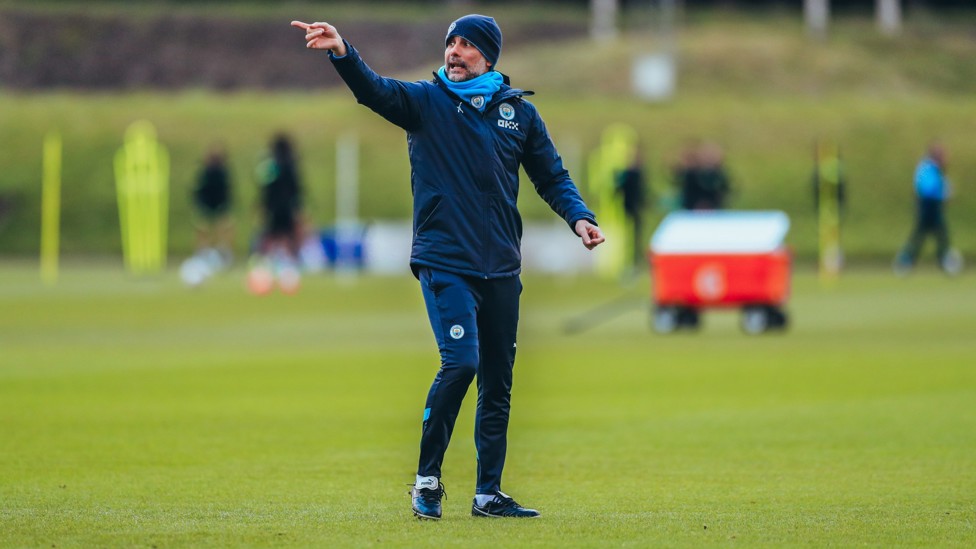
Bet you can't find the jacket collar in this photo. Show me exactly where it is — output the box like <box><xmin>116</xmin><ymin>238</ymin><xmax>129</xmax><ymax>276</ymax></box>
<box><xmin>432</xmin><ymin>70</ymin><xmax>534</xmax><ymax>106</ymax></box>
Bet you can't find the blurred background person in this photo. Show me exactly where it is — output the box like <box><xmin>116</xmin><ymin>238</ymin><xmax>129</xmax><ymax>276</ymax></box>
<box><xmin>192</xmin><ymin>142</ymin><xmax>234</xmax><ymax>264</ymax></box>
<box><xmin>691</xmin><ymin>141</ymin><xmax>732</xmax><ymax>210</ymax></box>
<box><xmin>250</xmin><ymin>133</ymin><xmax>305</xmax><ymax>293</ymax></box>
<box><xmin>179</xmin><ymin>143</ymin><xmax>235</xmax><ymax>287</ymax></box>
<box><xmin>894</xmin><ymin>141</ymin><xmax>962</xmax><ymax>276</ymax></box>
<box><xmin>257</xmin><ymin>133</ymin><xmax>304</xmax><ymax>257</ymax></box>
<box><xmin>616</xmin><ymin>149</ymin><xmax>650</xmax><ymax>270</ymax></box>
<box><xmin>674</xmin><ymin>141</ymin><xmax>731</xmax><ymax>211</ymax></box>
<box><xmin>672</xmin><ymin>140</ymin><xmax>700</xmax><ymax>211</ymax></box>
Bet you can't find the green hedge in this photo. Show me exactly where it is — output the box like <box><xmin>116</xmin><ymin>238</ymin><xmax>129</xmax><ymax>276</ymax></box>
<box><xmin>1</xmin><ymin>91</ymin><xmax>973</xmax><ymax>261</ymax></box>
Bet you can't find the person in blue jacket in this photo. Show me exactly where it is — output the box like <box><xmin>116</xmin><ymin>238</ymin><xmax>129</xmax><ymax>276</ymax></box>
<box><xmin>292</xmin><ymin>14</ymin><xmax>605</xmax><ymax>520</ymax></box>
<box><xmin>894</xmin><ymin>142</ymin><xmax>962</xmax><ymax>276</ymax></box>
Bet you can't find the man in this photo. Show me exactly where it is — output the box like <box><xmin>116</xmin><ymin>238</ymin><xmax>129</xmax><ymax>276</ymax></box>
<box><xmin>291</xmin><ymin>14</ymin><xmax>605</xmax><ymax>520</ymax></box>
<box><xmin>192</xmin><ymin>142</ymin><xmax>234</xmax><ymax>263</ymax></box>
<box><xmin>257</xmin><ymin>133</ymin><xmax>304</xmax><ymax>259</ymax></box>
<box><xmin>894</xmin><ymin>142</ymin><xmax>961</xmax><ymax>276</ymax></box>
<box><xmin>616</xmin><ymin>149</ymin><xmax>648</xmax><ymax>269</ymax></box>
<box><xmin>693</xmin><ymin>142</ymin><xmax>731</xmax><ymax>210</ymax></box>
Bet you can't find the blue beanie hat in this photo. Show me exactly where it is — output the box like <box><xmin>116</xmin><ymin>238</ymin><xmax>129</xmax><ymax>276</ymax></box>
<box><xmin>445</xmin><ymin>14</ymin><xmax>502</xmax><ymax>69</ymax></box>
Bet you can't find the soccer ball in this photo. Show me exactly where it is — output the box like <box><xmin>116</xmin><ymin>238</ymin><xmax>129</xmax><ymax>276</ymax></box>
<box><xmin>277</xmin><ymin>265</ymin><xmax>301</xmax><ymax>294</ymax></box>
<box><xmin>246</xmin><ymin>264</ymin><xmax>274</xmax><ymax>295</ymax></box>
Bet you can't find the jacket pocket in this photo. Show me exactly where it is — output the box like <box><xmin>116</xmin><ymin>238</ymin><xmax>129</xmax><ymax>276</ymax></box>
<box><xmin>416</xmin><ymin>194</ymin><xmax>443</xmax><ymax>232</ymax></box>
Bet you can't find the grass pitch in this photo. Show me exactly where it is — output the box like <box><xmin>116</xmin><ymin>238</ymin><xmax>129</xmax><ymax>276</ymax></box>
<box><xmin>1</xmin><ymin>262</ymin><xmax>974</xmax><ymax>547</ymax></box>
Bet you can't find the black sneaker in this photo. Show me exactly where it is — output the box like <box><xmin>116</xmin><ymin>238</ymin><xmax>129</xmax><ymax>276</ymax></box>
<box><xmin>411</xmin><ymin>478</ymin><xmax>445</xmax><ymax>520</ymax></box>
<box><xmin>471</xmin><ymin>491</ymin><xmax>540</xmax><ymax>518</ymax></box>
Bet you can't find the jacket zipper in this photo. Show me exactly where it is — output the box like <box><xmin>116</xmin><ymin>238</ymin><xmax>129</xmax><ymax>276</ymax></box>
<box><xmin>481</xmin><ymin>105</ymin><xmax>492</xmax><ymax>278</ymax></box>
<box><xmin>480</xmin><ymin>90</ymin><xmax>520</xmax><ymax>278</ymax></box>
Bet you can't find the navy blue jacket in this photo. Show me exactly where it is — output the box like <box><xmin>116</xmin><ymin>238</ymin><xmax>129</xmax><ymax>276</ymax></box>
<box><xmin>330</xmin><ymin>43</ymin><xmax>597</xmax><ymax>279</ymax></box>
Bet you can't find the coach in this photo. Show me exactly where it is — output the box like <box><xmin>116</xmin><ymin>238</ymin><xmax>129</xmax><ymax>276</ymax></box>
<box><xmin>292</xmin><ymin>14</ymin><xmax>604</xmax><ymax>520</ymax></box>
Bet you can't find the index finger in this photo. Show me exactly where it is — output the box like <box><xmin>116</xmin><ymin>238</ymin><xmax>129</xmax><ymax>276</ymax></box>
<box><xmin>290</xmin><ymin>20</ymin><xmax>311</xmax><ymax>30</ymax></box>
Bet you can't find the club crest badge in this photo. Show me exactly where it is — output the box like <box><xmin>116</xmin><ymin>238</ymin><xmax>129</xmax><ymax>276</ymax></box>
<box><xmin>448</xmin><ymin>22</ymin><xmax>456</xmax><ymax>33</ymax></box>
<box><xmin>499</xmin><ymin>103</ymin><xmax>516</xmax><ymax>120</ymax></box>
<box><xmin>471</xmin><ymin>95</ymin><xmax>485</xmax><ymax>109</ymax></box>
<box><xmin>449</xmin><ymin>325</ymin><xmax>465</xmax><ymax>339</ymax></box>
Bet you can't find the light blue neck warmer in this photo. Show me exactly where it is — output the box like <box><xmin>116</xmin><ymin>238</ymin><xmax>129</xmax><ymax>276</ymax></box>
<box><xmin>437</xmin><ymin>66</ymin><xmax>503</xmax><ymax>112</ymax></box>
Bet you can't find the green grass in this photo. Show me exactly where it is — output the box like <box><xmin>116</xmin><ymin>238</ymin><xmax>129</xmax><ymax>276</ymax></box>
<box><xmin>1</xmin><ymin>262</ymin><xmax>974</xmax><ymax>547</ymax></box>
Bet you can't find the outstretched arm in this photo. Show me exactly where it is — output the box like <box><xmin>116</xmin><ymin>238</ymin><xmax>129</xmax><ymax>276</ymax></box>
<box><xmin>575</xmin><ymin>219</ymin><xmax>605</xmax><ymax>250</ymax></box>
<box><xmin>291</xmin><ymin>20</ymin><xmax>347</xmax><ymax>57</ymax></box>
<box><xmin>289</xmin><ymin>19</ymin><xmax>421</xmax><ymax>131</ymax></box>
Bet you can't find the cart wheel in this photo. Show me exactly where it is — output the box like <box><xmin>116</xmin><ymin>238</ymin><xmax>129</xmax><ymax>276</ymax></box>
<box><xmin>652</xmin><ymin>306</ymin><xmax>679</xmax><ymax>334</ymax></box>
<box><xmin>741</xmin><ymin>306</ymin><xmax>769</xmax><ymax>335</ymax></box>
<box><xmin>677</xmin><ymin>307</ymin><xmax>701</xmax><ymax>330</ymax></box>
<box><xmin>768</xmin><ymin>308</ymin><xmax>789</xmax><ymax>330</ymax></box>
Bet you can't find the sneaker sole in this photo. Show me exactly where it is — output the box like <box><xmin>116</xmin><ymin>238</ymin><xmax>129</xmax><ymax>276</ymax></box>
<box><xmin>412</xmin><ymin>508</ymin><xmax>441</xmax><ymax>521</ymax></box>
<box><xmin>471</xmin><ymin>508</ymin><xmax>541</xmax><ymax>518</ymax></box>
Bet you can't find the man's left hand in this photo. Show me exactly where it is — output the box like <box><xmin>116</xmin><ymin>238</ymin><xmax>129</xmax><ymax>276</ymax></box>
<box><xmin>575</xmin><ymin>220</ymin><xmax>605</xmax><ymax>250</ymax></box>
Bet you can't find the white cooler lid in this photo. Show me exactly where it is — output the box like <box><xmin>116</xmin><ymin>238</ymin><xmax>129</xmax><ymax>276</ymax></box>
<box><xmin>650</xmin><ymin>210</ymin><xmax>790</xmax><ymax>254</ymax></box>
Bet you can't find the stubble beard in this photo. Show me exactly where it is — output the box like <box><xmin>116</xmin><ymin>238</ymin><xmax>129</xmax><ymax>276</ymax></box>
<box><xmin>446</xmin><ymin>58</ymin><xmax>488</xmax><ymax>82</ymax></box>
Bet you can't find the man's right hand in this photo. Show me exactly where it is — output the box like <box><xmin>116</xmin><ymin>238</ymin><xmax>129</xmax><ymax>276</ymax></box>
<box><xmin>290</xmin><ymin>21</ymin><xmax>347</xmax><ymax>57</ymax></box>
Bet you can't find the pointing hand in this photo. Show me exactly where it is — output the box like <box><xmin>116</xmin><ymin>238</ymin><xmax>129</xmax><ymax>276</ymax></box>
<box><xmin>291</xmin><ymin>20</ymin><xmax>347</xmax><ymax>56</ymax></box>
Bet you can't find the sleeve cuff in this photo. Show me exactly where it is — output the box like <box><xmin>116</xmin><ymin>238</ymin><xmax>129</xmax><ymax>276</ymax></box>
<box><xmin>570</xmin><ymin>214</ymin><xmax>596</xmax><ymax>225</ymax></box>
<box><xmin>328</xmin><ymin>40</ymin><xmax>352</xmax><ymax>60</ymax></box>
<box><xmin>568</xmin><ymin>215</ymin><xmax>597</xmax><ymax>234</ymax></box>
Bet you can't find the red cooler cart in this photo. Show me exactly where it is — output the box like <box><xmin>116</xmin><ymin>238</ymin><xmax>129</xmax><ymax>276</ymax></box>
<box><xmin>649</xmin><ymin>211</ymin><xmax>791</xmax><ymax>334</ymax></box>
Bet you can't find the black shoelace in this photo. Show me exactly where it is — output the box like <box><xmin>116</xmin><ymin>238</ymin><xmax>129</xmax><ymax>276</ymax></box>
<box><xmin>483</xmin><ymin>492</ymin><xmax>522</xmax><ymax>513</ymax></box>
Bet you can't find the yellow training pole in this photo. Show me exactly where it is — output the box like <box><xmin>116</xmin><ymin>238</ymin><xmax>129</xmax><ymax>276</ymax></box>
<box><xmin>40</xmin><ymin>131</ymin><xmax>62</xmax><ymax>285</ymax></box>
<box><xmin>816</xmin><ymin>141</ymin><xmax>842</xmax><ymax>283</ymax></box>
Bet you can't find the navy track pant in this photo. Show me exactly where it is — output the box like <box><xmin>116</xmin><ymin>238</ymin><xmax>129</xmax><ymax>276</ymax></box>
<box><xmin>416</xmin><ymin>267</ymin><xmax>521</xmax><ymax>495</ymax></box>
<box><xmin>899</xmin><ymin>198</ymin><xmax>951</xmax><ymax>263</ymax></box>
